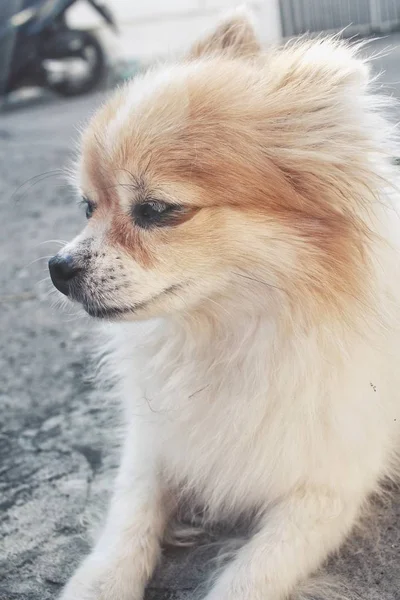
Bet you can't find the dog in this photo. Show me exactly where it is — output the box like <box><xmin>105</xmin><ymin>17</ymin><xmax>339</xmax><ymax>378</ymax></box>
<box><xmin>49</xmin><ymin>9</ymin><xmax>400</xmax><ymax>600</ymax></box>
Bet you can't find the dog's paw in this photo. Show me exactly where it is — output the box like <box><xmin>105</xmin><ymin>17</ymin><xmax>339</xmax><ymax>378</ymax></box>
<box><xmin>59</xmin><ymin>552</ymin><xmax>143</xmax><ymax>600</ymax></box>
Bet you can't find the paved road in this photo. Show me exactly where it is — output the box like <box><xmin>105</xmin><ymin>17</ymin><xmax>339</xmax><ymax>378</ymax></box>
<box><xmin>1</xmin><ymin>39</ymin><xmax>400</xmax><ymax>600</ymax></box>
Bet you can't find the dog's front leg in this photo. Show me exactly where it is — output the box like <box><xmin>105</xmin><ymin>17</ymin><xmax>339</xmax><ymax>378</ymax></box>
<box><xmin>60</xmin><ymin>425</ymin><xmax>168</xmax><ymax>600</ymax></box>
<box><xmin>203</xmin><ymin>486</ymin><xmax>361</xmax><ymax>600</ymax></box>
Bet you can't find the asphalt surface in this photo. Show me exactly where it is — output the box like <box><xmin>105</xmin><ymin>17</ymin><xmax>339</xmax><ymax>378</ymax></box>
<box><xmin>1</xmin><ymin>36</ymin><xmax>400</xmax><ymax>600</ymax></box>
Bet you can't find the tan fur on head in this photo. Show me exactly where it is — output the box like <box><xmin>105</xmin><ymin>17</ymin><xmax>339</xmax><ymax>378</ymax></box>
<box><xmin>188</xmin><ymin>6</ymin><xmax>262</xmax><ymax>59</ymax></box>
<box><xmin>68</xmin><ymin>17</ymin><xmax>394</xmax><ymax>327</ymax></box>
<box><xmin>56</xmin><ymin>11</ymin><xmax>400</xmax><ymax>600</ymax></box>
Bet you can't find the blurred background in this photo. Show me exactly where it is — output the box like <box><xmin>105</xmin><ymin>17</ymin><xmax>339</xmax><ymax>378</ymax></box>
<box><xmin>2</xmin><ymin>0</ymin><xmax>400</xmax><ymax>104</ymax></box>
<box><xmin>1</xmin><ymin>3</ymin><xmax>400</xmax><ymax>600</ymax></box>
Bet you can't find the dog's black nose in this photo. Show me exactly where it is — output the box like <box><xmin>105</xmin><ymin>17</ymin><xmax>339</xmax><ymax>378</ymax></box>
<box><xmin>48</xmin><ymin>254</ymin><xmax>81</xmax><ymax>296</ymax></box>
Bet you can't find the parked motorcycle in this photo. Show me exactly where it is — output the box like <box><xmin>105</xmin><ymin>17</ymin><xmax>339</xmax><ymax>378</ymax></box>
<box><xmin>0</xmin><ymin>0</ymin><xmax>117</xmax><ymax>98</ymax></box>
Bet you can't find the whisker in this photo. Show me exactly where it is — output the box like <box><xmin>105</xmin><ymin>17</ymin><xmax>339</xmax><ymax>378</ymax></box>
<box><xmin>26</xmin><ymin>256</ymin><xmax>53</xmax><ymax>267</ymax></box>
<box><xmin>83</xmin><ymin>181</ymin><xmax>139</xmax><ymax>198</ymax></box>
<box><xmin>36</xmin><ymin>277</ymin><xmax>50</xmax><ymax>286</ymax></box>
<box><xmin>62</xmin><ymin>309</ymin><xmax>86</xmax><ymax>323</ymax></box>
<box><xmin>233</xmin><ymin>271</ymin><xmax>285</xmax><ymax>293</ymax></box>
<box><xmin>38</xmin><ymin>239</ymin><xmax>68</xmax><ymax>247</ymax></box>
<box><xmin>11</xmin><ymin>170</ymin><xmax>63</xmax><ymax>202</ymax></box>
<box><xmin>42</xmin><ymin>288</ymin><xmax>60</xmax><ymax>300</ymax></box>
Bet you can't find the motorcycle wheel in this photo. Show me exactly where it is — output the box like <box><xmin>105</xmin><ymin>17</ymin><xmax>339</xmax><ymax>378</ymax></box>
<box><xmin>46</xmin><ymin>31</ymin><xmax>105</xmax><ymax>97</ymax></box>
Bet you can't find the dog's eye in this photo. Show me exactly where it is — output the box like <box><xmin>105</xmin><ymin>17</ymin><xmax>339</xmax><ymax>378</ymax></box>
<box><xmin>81</xmin><ymin>197</ymin><xmax>95</xmax><ymax>219</ymax></box>
<box><xmin>133</xmin><ymin>200</ymin><xmax>182</xmax><ymax>229</ymax></box>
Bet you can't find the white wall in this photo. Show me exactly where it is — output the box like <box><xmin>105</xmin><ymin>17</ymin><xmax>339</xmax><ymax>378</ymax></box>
<box><xmin>68</xmin><ymin>1</ymin><xmax>282</xmax><ymax>61</ymax></box>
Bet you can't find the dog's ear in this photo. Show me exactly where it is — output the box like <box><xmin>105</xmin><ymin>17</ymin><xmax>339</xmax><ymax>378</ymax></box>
<box><xmin>188</xmin><ymin>7</ymin><xmax>261</xmax><ymax>60</ymax></box>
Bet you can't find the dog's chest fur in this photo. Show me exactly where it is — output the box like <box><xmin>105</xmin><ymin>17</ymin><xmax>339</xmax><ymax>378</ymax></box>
<box><xmin>106</xmin><ymin>312</ymin><xmax>397</xmax><ymax>520</ymax></box>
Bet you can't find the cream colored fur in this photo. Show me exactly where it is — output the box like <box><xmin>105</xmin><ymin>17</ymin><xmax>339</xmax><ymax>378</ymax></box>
<box><xmin>56</xmin><ymin>9</ymin><xmax>400</xmax><ymax>600</ymax></box>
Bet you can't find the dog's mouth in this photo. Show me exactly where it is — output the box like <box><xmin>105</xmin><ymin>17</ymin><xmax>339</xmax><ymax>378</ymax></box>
<box><xmin>81</xmin><ymin>283</ymin><xmax>185</xmax><ymax>319</ymax></box>
<box><xmin>83</xmin><ymin>304</ymin><xmax>135</xmax><ymax>319</ymax></box>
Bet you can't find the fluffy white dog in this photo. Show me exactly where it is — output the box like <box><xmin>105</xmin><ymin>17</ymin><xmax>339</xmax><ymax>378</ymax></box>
<box><xmin>49</xmin><ymin>10</ymin><xmax>400</xmax><ymax>600</ymax></box>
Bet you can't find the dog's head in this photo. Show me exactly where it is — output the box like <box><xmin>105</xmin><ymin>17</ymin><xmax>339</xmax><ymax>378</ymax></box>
<box><xmin>49</xmin><ymin>10</ymin><xmax>381</xmax><ymax>322</ymax></box>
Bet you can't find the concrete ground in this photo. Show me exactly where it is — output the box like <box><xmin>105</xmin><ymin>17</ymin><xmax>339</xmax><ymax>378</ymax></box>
<box><xmin>1</xmin><ymin>35</ymin><xmax>400</xmax><ymax>600</ymax></box>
